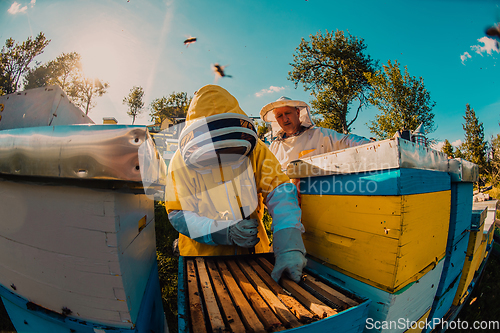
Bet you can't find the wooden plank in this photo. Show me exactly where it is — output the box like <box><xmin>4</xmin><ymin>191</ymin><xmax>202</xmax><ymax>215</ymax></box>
<box><xmin>226</xmin><ymin>260</ymin><xmax>285</xmax><ymax>331</ymax></box>
<box><xmin>195</xmin><ymin>258</ymin><xmax>225</xmax><ymax>332</ymax></box>
<box><xmin>302</xmin><ymin>275</ymin><xmax>359</xmax><ymax>309</ymax></box>
<box><xmin>216</xmin><ymin>260</ymin><xmax>266</xmax><ymax>333</ymax></box>
<box><xmin>248</xmin><ymin>259</ymin><xmax>315</xmax><ymax>323</ymax></box>
<box><xmin>186</xmin><ymin>259</ymin><xmax>207</xmax><ymax>333</ymax></box>
<box><xmin>237</xmin><ymin>260</ymin><xmax>301</xmax><ymax>328</ymax></box>
<box><xmin>256</xmin><ymin>258</ymin><xmax>337</xmax><ymax>318</ymax></box>
<box><xmin>205</xmin><ymin>259</ymin><xmax>246</xmax><ymax>333</ymax></box>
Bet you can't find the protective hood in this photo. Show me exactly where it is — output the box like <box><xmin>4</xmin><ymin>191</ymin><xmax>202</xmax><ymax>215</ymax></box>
<box><xmin>179</xmin><ymin>85</ymin><xmax>258</xmax><ymax>169</ymax></box>
<box><xmin>260</xmin><ymin>96</ymin><xmax>315</xmax><ymax>137</ymax></box>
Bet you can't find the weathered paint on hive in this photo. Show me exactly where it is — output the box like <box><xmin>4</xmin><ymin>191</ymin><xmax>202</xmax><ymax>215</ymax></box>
<box><xmin>447</xmin><ymin>183</ymin><xmax>473</xmax><ymax>244</ymax></box>
<box><xmin>452</xmin><ymin>209</ymin><xmax>487</xmax><ymax>306</ymax></box>
<box><xmin>0</xmin><ymin>179</ymin><xmax>155</xmax><ymax>327</ymax></box>
<box><xmin>301</xmin><ymin>191</ymin><xmax>450</xmax><ymax>293</ymax></box>
<box><xmin>404</xmin><ymin>308</ymin><xmax>431</xmax><ymax>333</ymax></box>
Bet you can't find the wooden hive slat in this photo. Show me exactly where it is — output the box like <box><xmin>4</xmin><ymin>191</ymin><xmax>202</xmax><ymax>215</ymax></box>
<box><xmin>302</xmin><ymin>275</ymin><xmax>359</xmax><ymax>309</ymax></box>
<box><xmin>256</xmin><ymin>257</ymin><xmax>337</xmax><ymax>318</ymax></box>
<box><xmin>248</xmin><ymin>259</ymin><xmax>316</xmax><ymax>324</ymax></box>
<box><xmin>186</xmin><ymin>259</ymin><xmax>207</xmax><ymax>333</ymax></box>
<box><xmin>226</xmin><ymin>260</ymin><xmax>285</xmax><ymax>332</ymax></box>
<box><xmin>186</xmin><ymin>255</ymin><xmax>351</xmax><ymax>332</ymax></box>
<box><xmin>237</xmin><ymin>260</ymin><xmax>301</xmax><ymax>329</ymax></box>
<box><xmin>205</xmin><ymin>259</ymin><xmax>246</xmax><ymax>333</ymax></box>
<box><xmin>216</xmin><ymin>260</ymin><xmax>266</xmax><ymax>333</ymax></box>
<box><xmin>195</xmin><ymin>258</ymin><xmax>225</xmax><ymax>332</ymax></box>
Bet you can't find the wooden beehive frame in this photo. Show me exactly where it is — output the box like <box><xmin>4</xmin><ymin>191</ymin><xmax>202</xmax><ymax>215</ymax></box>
<box><xmin>183</xmin><ymin>255</ymin><xmax>360</xmax><ymax>332</ymax></box>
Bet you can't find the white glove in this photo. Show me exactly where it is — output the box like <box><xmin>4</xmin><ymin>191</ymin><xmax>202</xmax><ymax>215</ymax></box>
<box><xmin>271</xmin><ymin>228</ymin><xmax>307</xmax><ymax>283</ymax></box>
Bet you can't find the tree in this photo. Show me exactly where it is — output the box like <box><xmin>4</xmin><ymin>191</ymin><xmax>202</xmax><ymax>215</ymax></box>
<box><xmin>256</xmin><ymin>121</ymin><xmax>270</xmax><ymax>139</ymax></box>
<box><xmin>455</xmin><ymin>147</ymin><xmax>464</xmax><ymax>159</ymax></box>
<box><xmin>124</xmin><ymin>86</ymin><xmax>145</xmax><ymax>125</ymax></box>
<box><xmin>442</xmin><ymin>139</ymin><xmax>454</xmax><ymax>158</ymax></box>
<box><xmin>460</xmin><ymin>104</ymin><xmax>487</xmax><ymax>174</ymax></box>
<box><xmin>24</xmin><ymin>52</ymin><xmax>109</xmax><ymax>114</ymax></box>
<box><xmin>24</xmin><ymin>52</ymin><xmax>82</xmax><ymax>91</ymax></box>
<box><xmin>488</xmin><ymin>134</ymin><xmax>500</xmax><ymax>186</ymax></box>
<box><xmin>0</xmin><ymin>32</ymin><xmax>50</xmax><ymax>94</ymax></box>
<box><xmin>149</xmin><ymin>91</ymin><xmax>191</xmax><ymax>126</ymax></box>
<box><xmin>288</xmin><ymin>29</ymin><xmax>377</xmax><ymax>134</ymax></box>
<box><xmin>70</xmin><ymin>77</ymin><xmax>109</xmax><ymax>115</ymax></box>
<box><xmin>366</xmin><ymin>60</ymin><xmax>436</xmax><ymax>139</ymax></box>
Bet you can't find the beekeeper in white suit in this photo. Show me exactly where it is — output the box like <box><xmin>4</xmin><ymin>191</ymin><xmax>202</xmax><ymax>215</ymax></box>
<box><xmin>260</xmin><ymin>96</ymin><xmax>370</xmax><ymax>171</ymax></box>
<box><xmin>260</xmin><ymin>97</ymin><xmax>370</xmax><ymax>205</ymax></box>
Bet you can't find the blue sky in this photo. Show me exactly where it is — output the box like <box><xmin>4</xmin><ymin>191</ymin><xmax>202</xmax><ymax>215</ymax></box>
<box><xmin>1</xmin><ymin>0</ymin><xmax>499</xmax><ymax>149</ymax></box>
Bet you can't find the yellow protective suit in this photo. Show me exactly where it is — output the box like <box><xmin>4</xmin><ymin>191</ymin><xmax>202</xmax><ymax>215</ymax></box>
<box><xmin>165</xmin><ymin>85</ymin><xmax>291</xmax><ymax>256</ymax></box>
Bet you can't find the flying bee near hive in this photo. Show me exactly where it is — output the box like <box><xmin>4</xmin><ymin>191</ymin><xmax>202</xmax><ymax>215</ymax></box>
<box><xmin>212</xmin><ymin>63</ymin><xmax>232</xmax><ymax>79</ymax></box>
<box><xmin>184</xmin><ymin>36</ymin><xmax>197</xmax><ymax>47</ymax></box>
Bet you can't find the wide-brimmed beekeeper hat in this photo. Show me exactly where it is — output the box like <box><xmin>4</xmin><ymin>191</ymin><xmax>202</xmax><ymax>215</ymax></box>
<box><xmin>259</xmin><ymin>96</ymin><xmax>314</xmax><ymax>136</ymax></box>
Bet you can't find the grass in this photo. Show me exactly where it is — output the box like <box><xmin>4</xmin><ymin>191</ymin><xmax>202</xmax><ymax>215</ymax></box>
<box><xmin>1</xmin><ymin>204</ymin><xmax>499</xmax><ymax>333</ymax></box>
<box><xmin>454</xmin><ymin>252</ymin><xmax>500</xmax><ymax>332</ymax></box>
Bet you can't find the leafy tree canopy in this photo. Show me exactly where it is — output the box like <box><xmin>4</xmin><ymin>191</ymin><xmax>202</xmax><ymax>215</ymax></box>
<box><xmin>488</xmin><ymin>134</ymin><xmax>500</xmax><ymax>186</ymax></box>
<box><xmin>123</xmin><ymin>86</ymin><xmax>145</xmax><ymax>125</ymax></box>
<box><xmin>0</xmin><ymin>32</ymin><xmax>50</xmax><ymax>95</ymax></box>
<box><xmin>288</xmin><ymin>29</ymin><xmax>377</xmax><ymax>134</ymax></box>
<box><xmin>441</xmin><ymin>139</ymin><xmax>454</xmax><ymax>158</ymax></box>
<box><xmin>366</xmin><ymin>60</ymin><xmax>436</xmax><ymax>139</ymax></box>
<box><xmin>70</xmin><ymin>77</ymin><xmax>109</xmax><ymax>115</ymax></box>
<box><xmin>24</xmin><ymin>51</ymin><xmax>109</xmax><ymax>115</ymax></box>
<box><xmin>149</xmin><ymin>91</ymin><xmax>191</xmax><ymax>126</ymax></box>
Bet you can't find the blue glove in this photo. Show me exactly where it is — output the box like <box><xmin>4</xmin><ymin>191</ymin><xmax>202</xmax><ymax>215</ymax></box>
<box><xmin>271</xmin><ymin>228</ymin><xmax>307</xmax><ymax>283</ymax></box>
<box><xmin>212</xmin><ymin>218</ymin><xmax>260</xmax><ymax>248</ymax></box>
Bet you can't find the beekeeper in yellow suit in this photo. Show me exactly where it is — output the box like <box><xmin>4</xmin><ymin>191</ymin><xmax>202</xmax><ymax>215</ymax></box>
<box><xmin>260</xmin><ymin>96</ymin><xmax>370</xmax><ymax>171</ymax></box>
<box><xmin>165</xmin><ymin>85</ymin><xmax>306</xmax><ymax>283</ymax></box>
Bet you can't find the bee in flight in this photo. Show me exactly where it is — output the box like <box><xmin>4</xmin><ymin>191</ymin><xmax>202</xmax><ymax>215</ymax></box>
<box><xmin>212</xmin><ymin>63</ymin><xmax>232</xmax><ymax>79</ymax></box>
<box><xmin>184</xmin><ymin>37</ymin><xmax>197</xmax><ymax>47</ymax></box>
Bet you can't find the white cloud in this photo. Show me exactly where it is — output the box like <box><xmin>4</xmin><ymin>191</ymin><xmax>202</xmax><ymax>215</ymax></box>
<box><xmin>460</xmin><ymin>52</ymin><xmax>471</xmax><ymax>65</ymax></box>
<box><xmin>8</xmin><ymin>2</ymin><xmax>28</xmax><ymax>14</ymax></box>
<box><xmin>433</xmin><ymin>141</ymin><xmax>445</xmax><ymax>151</ymax></box>
<box><xmin>255</xmin><ymin>85</ymin><xmax>285</xmax><ymax>97</ymax></box>
<box><xmin>30</xmin><ymin>0</ymin><xmax>36</xmax><ymax>8</ymax></box>
<box><xmin>433</xmin><ymin>139</ymin><xmax>461</xmax><ymax>151</ymax></box>
<box><xmin>471</xmin><ymin>37</ymin><xmax>499</xmax><ymax>56</ymax></box>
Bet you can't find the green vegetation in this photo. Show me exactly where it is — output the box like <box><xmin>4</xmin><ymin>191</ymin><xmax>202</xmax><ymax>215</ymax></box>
<box><xmin>123</xmin><ymin>86</ymin><xmax>145</xmax><ymax>125</ymax></box>
<box><xmin>366</xmin><ymin>60</ymin><xmax>436</xmax><ymax>140</ymax></box>
<box><xmin>455</xmin><ymin>253</ymin><xmax>500</xmax><ymax>332</ymax></box>
<box><xmin>24</xmin><ymin>51</ymin><xmax>109</xmax><ymax>115</ymax></box>
<box><xmin>154</xmin><ymin>202</ymin><xmax>180</xmax><ymax>333</ymax></box>
<box><xmin>0</xmin><ymin>32</ymin><xmax>50</xmax><ymax>95</ymax></box>
<box><xmin>149</xmin><ymin>92</ymin><xmax>191</xmax><ymax>128</ymax></box>
<box><xmin>288</xmin><ymin>29</ymin><xmax>377</xmax><ymax>134</ymax></box>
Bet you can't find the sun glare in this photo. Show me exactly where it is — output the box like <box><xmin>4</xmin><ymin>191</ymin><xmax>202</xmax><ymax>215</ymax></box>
<box><xmin>73</xmin><ymin>23</ymin><xmax>144</xmax><ymax>83</ymax></box>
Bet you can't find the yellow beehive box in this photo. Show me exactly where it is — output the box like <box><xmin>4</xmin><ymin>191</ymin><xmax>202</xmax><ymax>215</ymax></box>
<box><xmin>287</xmin><ymin>139</ymin><xmax>477</xmax><ymax>295</ymax></box>
<box><xmin>301</xmin><ymin>190</ymin><xmax>450</xmax><ymax>293</ymax></box>
<box><xmin>453</xmin><ymin>208</ymin><xmax>487</xmax><ymax>306</ymax></box>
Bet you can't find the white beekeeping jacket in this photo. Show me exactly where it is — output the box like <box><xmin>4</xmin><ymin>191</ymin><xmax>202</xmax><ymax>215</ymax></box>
<box><xmin>270</xmin><ymin>126</ymin><xmax>370</xmax><ymax>171</ymax></box>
